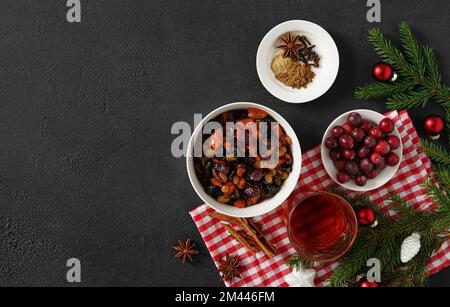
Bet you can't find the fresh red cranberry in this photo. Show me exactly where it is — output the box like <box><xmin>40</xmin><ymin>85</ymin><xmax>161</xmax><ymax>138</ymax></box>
<box><xmin>369</xmin><ymin>127</ymin><xmax>383</xmax><ymax>139</ymax></box>
<box><xmin>359</xmin><ymin>158</ymin><xmax>374</xmax><ymax>175</ymax></box>
<box><xmin>355</xmin><ymin>175</ymin><xmax>367</xmax><ymax>187</ymax></box>
<box><xmin>377</xmin><ymin>157</ymin><xmax>386</xmax><ymax>170</ymax></box>
<box><xmin>331</xmin><ymin>126</ymin><xmax>345</xmax><ymax>138</ymax></box>
<box><xmin>360</xmin><ymin>119</ymin><xmax>373</xmax><ymax>132</ymax></box>
<box><xmin>339</xmin><ymin>134</ymin><xmax>355</xmax><ymax>149</ymax></box>
<box><xmin>325</xmin><ymin>137</ymin><xmax>338</xmax><ymax>149</ymax></box>
<box><xmin>386</xmin><ymin>152</ymin><xmax>400</xmax><ymax>166</ymax></box>
<box><xmin>342</xmin><ymin>149</ymin><xmax>356</xmax><ymax>160</ymax></box>
<box><xmin>379</xmin><ymin>118</ymin><xmax>395</xmax><ymax>134</ymax></box>
<box><xmin>370</xmin><ymin>152</ymin><xmax>382</xmax><ymax>164</ymax></box>
<box><xmin>367</xmin><ymin>168</ymin><xmax>380</xmax><ymax>179</ymax></box>
<box><xmin>374</xmin><ymin>139</ymin><xmax>391</xmax><ymax>155</ymax></box>
<box><xmin>337</xmin><ymin>171</ymin><xmax>350</xmax><ymax>184</ymax></box>
<box><xmin>347</xmin><ymin>112</ymin><xmax>363</xmax><ymax>127</ymax></box>
<box><xmin>386</xmin><ymin>135</ymin><xmax>401</xmax><ymax>150</ymax></box>
<box><xmin>345</xmin><ymin>161</ymin><xmax>359</xmax><ymax>177</ymax></box>
<box><xmin>334</xmin><ymin>160</ymin><xmax>347</xmax><ymax>171</ymax></box>
<box><xmin>364</xmin><ymin>136</ymin><xmax>377</xmax><ymax>148</ymax></box>
<box><xmin>358</xmin><ymin>146</ymin><xmax>371</xmax><ymax>159</ymax></box>
<box><xmin>342</xmin><ymin>123</ymin><xmax>353</xmax><ymax>134</ymax></box>
<box><xmin>351</xmin><ymin>128</ymin><xmax>366</xmax><ymax>142</ymax></box>
<box><xmin>329</xmin><ymin>149</ymin><xmax>341</xmax><ymax>161</ymax></box>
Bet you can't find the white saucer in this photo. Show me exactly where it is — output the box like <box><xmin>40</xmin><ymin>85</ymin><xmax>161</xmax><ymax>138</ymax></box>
<box><xmin>256</xmin><ymin>20</ymin><xmax>340</xmax><ymax>103</ymax></box>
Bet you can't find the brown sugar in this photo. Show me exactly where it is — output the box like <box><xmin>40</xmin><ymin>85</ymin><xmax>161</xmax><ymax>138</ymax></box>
<box><xmin>271</xmin><ymin>53</ymin><xmax>315</xmax><ymax>89</ymax></box>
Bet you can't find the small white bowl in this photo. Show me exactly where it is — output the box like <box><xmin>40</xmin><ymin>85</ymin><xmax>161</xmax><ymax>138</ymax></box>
<box><xmin>321</xmin><ymin>109</ymin><xmax>403</xmax><ymax>192</ymax></box>
<box><xmin>187</xmin><ymin>102</ymin><xmax>302</xmax><ymax>218</ymax></box>
<box><xmin>256</xmin><ymin>20</ymin><xmax>339</xmax><ymax>103</ymax></box>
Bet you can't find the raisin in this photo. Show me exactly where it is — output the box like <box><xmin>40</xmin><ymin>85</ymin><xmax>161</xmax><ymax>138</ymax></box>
<box><xmin>248</xmin><ymin>168</ymin><xmax>265</xmax><ymax>182</ymax></box>
<box><xmin>243</xmin><ymin>183</ymin><xmax>261</xmax><ymax>198</ymax></box>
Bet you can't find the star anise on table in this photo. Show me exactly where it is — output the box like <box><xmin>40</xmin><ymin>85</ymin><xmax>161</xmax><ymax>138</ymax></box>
<box><xmin>276</xmin><ymin>32</ymin><xmax>305</xmax><ymax>60</ymax></box>
<box><xmin>218</xmin><ymin>253</ymin><xmax>241</xmax><ymax>282</ymax></box>
<box><xmin>173</xmin><ymin>239</ymin><xmax>198</xmax><ymax>263</ymax></box>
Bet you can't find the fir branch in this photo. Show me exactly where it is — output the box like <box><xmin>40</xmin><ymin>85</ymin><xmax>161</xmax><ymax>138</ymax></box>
<box><xmin>424</xmin><ymin>179</ymin><xmax>450</xmax><ymax>209</ymax></box>
<box><xmin>422</xmin><ymin>45</ymin><xmax>442</xmax><ymax>85</ymax></box>
<box><xmin>356</xmin><ymin>22</ymin><xmax>450</xmax><ymax>111</ymax></box>
<box><xmin>399</xmin><ymin>22</ymin><xmax>425</xmax><ymax>78</ymax></box>
<box><xmin>354</xmin><ymin>82</ymin><xmax>413</xmax><ymax>100</ymax></box>
<box><xmin>367</xmin><ymin>27</ymin><xmax>413</xmax><ymax>76</ymax></box>
<box><xmin>420</xmin><ymin>139</ymin><xmax>450</xmax><ymax>167</ymax></box>
<box><xmin>287</xmin><ymin>253</ymin><xmax>313</xmax><ymax>269</ymax></box>
<box><xmin>386</xmin><ymin>90</ymin><xmax>431</xmax><ymax>110</ymax></box>
<box><xmin>447</xmin><ymin>110</ymin><xmax>450</xmax><ymax>144</ymax></box>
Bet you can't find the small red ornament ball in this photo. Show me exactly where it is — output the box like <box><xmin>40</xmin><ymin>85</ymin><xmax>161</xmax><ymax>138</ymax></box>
<box><xmin>372</xmin><ymin>62</ymin><xmax>394</xmax><ymax>82</ymax></box>
<box><xmin>358</xmin><ymin>280</ymin><xmax>379</xmax><ymax>288</ymax></box>
<box><xmin>423</xmin><ymin>114</ymin><xmax>444</xmax><ymax>140</ymax></box>
<box><xmin>356</xmin><ymin>206</ymin><xmax>376</xmax><ymax>226</ymax></box>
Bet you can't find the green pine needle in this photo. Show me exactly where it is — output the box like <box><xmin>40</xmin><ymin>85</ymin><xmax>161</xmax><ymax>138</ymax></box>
<box><xmin>287</xmin><ymin>254</ymin><xmax>313</xmax><ymax>270</ymax></box>
<box><xmin>355</xmin><ymin>22</ymin><xmax>450</xmax><ymax>132</ymax></box>
<box><xmin>420</xmin><ymin>139</ymin><xmax>450</xmax><ymax>167</ymax></box>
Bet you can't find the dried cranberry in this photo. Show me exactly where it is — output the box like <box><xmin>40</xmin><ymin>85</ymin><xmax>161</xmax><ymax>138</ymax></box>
<box><xmin>243</xmin><ymin>183</ymin><xmax>261</xmax><ymax>198</ymax></box>
<box><xmin>248</xmin><ymin>168</ymin><xmax>264</xmax><ymax>182</ymax></box>
<box><xmin>213</xmin><ymin>161</ymin><xmax>230</xmax><ymax>175</ymax></box>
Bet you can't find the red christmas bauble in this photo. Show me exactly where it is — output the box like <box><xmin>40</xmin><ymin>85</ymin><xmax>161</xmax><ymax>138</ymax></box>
<box><xmin>358</xmin><ymin>280</ymin><xmax>379</xmax><ymax>288</ymax></box>
<box><xmin>423</xmin><ymin>115</ymin><xmax>444</xmax><ymax>140</ymax></box>
<box><xmin>356</xmin><ymin>206</ymin><xmax>376</xmax><ymax>226</ymax></box>
<box><xmin>372</xmin><ymin>63</ymin><xmax>395</xmax><ymax>82</ymax></box>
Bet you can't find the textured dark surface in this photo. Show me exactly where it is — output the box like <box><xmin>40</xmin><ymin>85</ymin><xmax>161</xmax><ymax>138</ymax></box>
<box><xmin>0</xmin><ymin>0</ymin><xmax>448</xmax><ymax>287</ymax></box>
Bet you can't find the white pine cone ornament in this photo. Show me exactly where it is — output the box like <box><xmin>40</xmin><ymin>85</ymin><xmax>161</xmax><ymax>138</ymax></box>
<box><xmin>400</xmin><ymin>232</ymin><xmax>421</xmax><ymax>263</ymax></box>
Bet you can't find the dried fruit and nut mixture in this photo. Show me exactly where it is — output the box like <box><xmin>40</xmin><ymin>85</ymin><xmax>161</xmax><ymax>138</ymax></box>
<box><xmin>194</xmin><ymin>108</ymin><xmax>293</xmax><ymax>208</ymax></box>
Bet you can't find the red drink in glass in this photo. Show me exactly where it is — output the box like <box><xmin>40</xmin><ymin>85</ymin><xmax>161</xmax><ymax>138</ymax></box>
<box><xmin>287</xmin><ymin>192</ymin><xmax>357</xmax><ymax>262</ymax></box>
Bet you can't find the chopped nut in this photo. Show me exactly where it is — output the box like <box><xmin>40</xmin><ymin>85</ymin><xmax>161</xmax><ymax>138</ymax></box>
<box><xmin>218</xmin><ymin>196</ymin><xmax>230</xmax><ymax>204</ymax></box>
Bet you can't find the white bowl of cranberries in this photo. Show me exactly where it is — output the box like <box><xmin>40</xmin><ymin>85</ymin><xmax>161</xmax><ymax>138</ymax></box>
<box><xmin>321</xmin><ymin>109</ymin><xmax>403</xmax><ymax>192</ymax></box>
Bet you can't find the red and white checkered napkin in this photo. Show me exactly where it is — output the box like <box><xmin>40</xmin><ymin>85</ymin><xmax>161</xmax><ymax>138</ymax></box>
<box><xmin>189</xmin><ymin>110</ymin><xmax>450</xmax><ymax>287</ymax></box>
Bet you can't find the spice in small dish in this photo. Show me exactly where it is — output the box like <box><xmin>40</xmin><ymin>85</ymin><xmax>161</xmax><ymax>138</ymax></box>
<box><xmin>272</xmin><ymin>32</ymin><xmax>321</xmax><ymax>89</ymax></box>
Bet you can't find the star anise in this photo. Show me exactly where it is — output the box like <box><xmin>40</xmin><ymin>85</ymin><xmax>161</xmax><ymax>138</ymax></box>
<box><xmin>276</xmin><ymin>32</ymin><xmax>305</xmax><ymax>60</ymax></box>
<box><xmin>218</xmin><ymin>253</ymin><xmax>241</xmax><ymax>282</ymax></box>
<box><xmin>173</xmin><ymin>239</ymin><xmax>198</xmax><ymax>263</ymax></box>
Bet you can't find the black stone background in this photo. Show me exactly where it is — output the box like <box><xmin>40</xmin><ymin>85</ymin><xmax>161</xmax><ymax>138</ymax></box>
<box><xmin>0</xmin><ymin>0</ymin><xmax>448</xmax><ymax>287</ymax></box>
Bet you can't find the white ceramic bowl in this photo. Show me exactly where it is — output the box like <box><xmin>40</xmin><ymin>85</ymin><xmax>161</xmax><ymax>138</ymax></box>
<box><xmin>321</xmin><ymin>109</ymin><xmax>403</xmax><ymax>192</ymax></box>
<box><xmin>256</xmin><ymin>20</ymin><xmax>339</xmax><ymax>103</ymax></box>
<box><xmin>187</xmin><ymin>102</ymin><xmax>302</xmax><ymax>218</ymax></box>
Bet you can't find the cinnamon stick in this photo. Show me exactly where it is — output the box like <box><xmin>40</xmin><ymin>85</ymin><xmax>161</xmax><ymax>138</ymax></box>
<box><xmin>207</xmin><ymin>212</ymin><xmax>242</xmax><ymax>226</ymax></box>
<box><xmin>239</xmin><ymin>219</ymin><xmax>276</xmax><ymax>258</ymax></box>
<box><xmin>223</xmin><ymin>224</ymin><xmax>255</xmax><ymax>254</ymax></box>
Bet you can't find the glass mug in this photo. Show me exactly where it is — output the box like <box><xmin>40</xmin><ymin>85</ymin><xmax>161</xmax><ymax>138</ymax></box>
<box><xmin>285</xmin><ymin>191</ymin><xmax>358</xmax><ymax>262</ymax></box>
